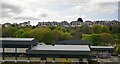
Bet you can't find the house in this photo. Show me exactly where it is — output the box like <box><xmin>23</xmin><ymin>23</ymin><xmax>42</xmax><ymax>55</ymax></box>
<box><xmin>46</xmin><ymin>21</ymin><xmax>58</xmax><ymax>26</ymax></box>
<box><xmin>37</xmin><ymin>21</ymin><xmax>70</xmax><ymax>27</ymax></box>
<box><xmin>110</xmin><ymin>20</ymin><xmax>119</xmax><ymax>26</ymax></box>
<box><xmin>59</xmin><ymin>21</ymin><xmax>69</xmax><ymax>27</ymax></box>
<box><xmin>70</xmin><ymin>21</ymin><xmax>83</xmax><ymax>27</ymax></box>
<box><xmin>93</xmin><ymin>20</ymin><xmax>120</xmax><ymax>26</ymax></box>
<box><xmin>2</xmin><ymin>23</ymin><xmax>12</xmax><ymax>27</ymax></box>
<box><xmin>84</xmin><ymin>20</ymin><xmax>93</xmax><ymax>27</ymax></box>
<box><xmin>93</xmin><ymin>21</ymin><xmax>109</xmax><ymax>26</ymax></box>
<box><xmin>37</xmin><ymin>22</ymin><xmax>48</xmax><ymax>27</ymax></box>
<box><xmin>19</xmin><ymin>21</ymin><xmax>30</xmax><ymax>27</ymax></box>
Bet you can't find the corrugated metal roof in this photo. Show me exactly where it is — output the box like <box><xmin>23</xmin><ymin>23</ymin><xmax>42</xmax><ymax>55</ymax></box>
<box><xmin>0</xmin><ymin>38</ymin><xmax>35</xmax><ymax>41</ymax></box>
<box><xmin>31</xmin><ymin>45</ymin><xmax>90</xmax><ymax>51</ymax></box>
<box><xmin>91</xmin><ymin>46</ymin><xmax>114</xmax><ymax>49</ymax></box>
<box><xmin>0</xmin><ymin>38</ymin><xmax>37</xmax><ymax>48</ymax></box>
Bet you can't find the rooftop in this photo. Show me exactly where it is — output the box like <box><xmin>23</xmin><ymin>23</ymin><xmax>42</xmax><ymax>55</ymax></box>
<box><xmin>55</xmin><ymin>40</ymin><xmax>91</xmax><ymax>45</ymax></box>
<box><xmin>31</xmin><ymin>45</ymin><xmax>90</xmax><ymax>51</ymax></box>
<box><xmin>0</xmin><ymin>38</ymin><xmax>35</xmax><ymax>41</ymax></box>
<box><xmin>0</xmin><ymin>38</ymin><xmax>37</xmax><ymax>48</ymax></box>
<box><xmin>91</xmin><ymin>46</ymin><xmax>114</xmax><ymax>49</ymax></box>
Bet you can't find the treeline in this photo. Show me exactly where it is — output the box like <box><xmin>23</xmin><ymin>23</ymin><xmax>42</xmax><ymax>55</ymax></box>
<box><xmin>1</xmin><ymin>24</ymin><xmax>120</xmax><ymax>53</ymax></box>
<box><xmin>1</xmin><ymin>26</ymin><xmax>72</xmax><ymax>44</ymax></box>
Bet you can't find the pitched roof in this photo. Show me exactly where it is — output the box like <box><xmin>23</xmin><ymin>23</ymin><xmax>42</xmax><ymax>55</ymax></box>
<box><xmin>0</xmin><ymin>38</ymin><xmax>37</xmax><ymax>48</ymax></box>
<box><xmin>26</xmin><ymin>45</ymin><xmax>91</xmax><ymax>57</ymax></box>
<box><xmin>91</xmin><ymin>46</ymin><xmax>114</xmax><ymax>49</ymax></box>
<box><xmin>0</xmin><ymin>38</ymin><xmax>35</xmax><ymax>41</ymax></box>
<box><xmin>32</xmin><ymin>45</ymin><xmax>90</xmax><ymax>51</ymax></box>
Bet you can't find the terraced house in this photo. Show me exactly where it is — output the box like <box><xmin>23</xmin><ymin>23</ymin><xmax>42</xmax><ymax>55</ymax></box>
<box><xmin>37</xmin><ymin>18</ymin><xmax>120</xmax><ymax>27</ymax></box>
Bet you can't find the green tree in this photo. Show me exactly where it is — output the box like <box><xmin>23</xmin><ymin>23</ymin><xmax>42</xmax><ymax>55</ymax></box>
<box><xmin>101</xmin><ymin>26</ymin><xmax>110</xmax><ymax>33</ymax></box>
<box><xmin>14</xmin><ymin>29</ymin><xmax>25</xmax><ymax>38</ymax></box>
<box><xmin>51</xmin><ymin>30</ymin><xmax>63</xmax><ymax>41</ymax></box>
<box><xmin>82</xmin><ymin>34</ymin><xmax>91</xmax><ymax>41</ymax></box>
<box><xmin>80</xmin><ymin>25</ymin><xmax>93</xmax><ymax>34</ymax></box>
<box><xmin>20</xmin><ymin>31</ymin><xmax>30</xmax><ymax>38</ymax></box>
<box><xmin>55</xmin><ymin>26</ymin><xmax>68</xmax><ymax>33</ymax></box>
<box><xmin>91</xmin><ymin>34</ymin><xmax>103</xmax><ymax>46</ymax></box>
<box><xmin>115</xmin><ymin>44</ymin><xmax>120</xmax><ymax>54</ymax></box>
<box><xmin>23</xmin><ymin>27</ymin><xmax>33</xmax><ymax>31</ymax></box>
<box><xmin>82</xmin><ymin>34</ymin><xmax>103</xmax><ymax>46</ymax></box>
<box><xmin>29</xmin><ymin>28</ymin><xmax>53</xmax><ymax>44</ymax></box>
<box><xmin>100</xmin><ymin>33</ymin><xmax>114</xmax><ymax>45</ymax></box>
<box><xmin>93</xmin><ymin>25</ymin><xmax>102</xmax><ymax>34</ymax></box>
<box><xmin>62</xmin><ymin>32</ymin><xmax>72</xmax><ymax>40</ymax></box>
<box><xmin>111</xmin><ymin>25</ymin><xmax>119</xmax><ymax>34</ymax></box>
<box><xmin>114</xmin><ymin>39</ymin><xmax>120</xmax><ymax>45</ymax></box>
<box><xmin>2</xmin><ymin>27</ymin><xmax>18</xmax><ymax>37</ymax></box>
<box><xmin>51</xmin><ymin>29</ymin><xmax>72</xmax><ymax>41</ymax></box>
<box><xmin>112</xmin><ymin>34</ymin><xmax>120</xmax><ymax>39</ymax></box>
<box><xmin>70</xmin><ymin>28</ymin><xmax>82</xmax><ymax>39</ymax></box>
<box><xmin>48</xmin><ymin>26</ymin><xmax>56</xmax><ymax>30</ymax></box>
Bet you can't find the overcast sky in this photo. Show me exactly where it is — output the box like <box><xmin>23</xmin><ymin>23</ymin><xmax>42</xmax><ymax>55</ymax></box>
<box><xmin>0</xmin><ymin>0</ymin><xmax>119</xmax><ymax>25</ymax></box>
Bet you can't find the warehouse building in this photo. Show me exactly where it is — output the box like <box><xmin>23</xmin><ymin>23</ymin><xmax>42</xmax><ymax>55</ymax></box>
<box><xmin>0</xmin><ymin>38</ymin><xmax>114</xmax><ymax>63</ymax></box>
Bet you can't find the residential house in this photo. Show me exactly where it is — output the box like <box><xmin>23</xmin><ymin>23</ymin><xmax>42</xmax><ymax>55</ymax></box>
<box><xmin>84</xmin><ymin>20</ymin><xmax>93</xmax><ymax>27</ymax></box>
<box><xmin>19</xmin><ymin>21</ymin><xmax>30</xmax><ymax>27</ymax></box>
<box><xmin>70</xmin><ymin>21</ymin><xmax>83</xmax><ymax>27</ymax></box>
<box><xmin>59</xmin><ymin>21</ymin><xmax>69</xmax><ymax>27</ymax></box>
<box><xmin>3</xmin><ymin>23</ymin><xmax>12</xmax><ymax>27</ymax></box>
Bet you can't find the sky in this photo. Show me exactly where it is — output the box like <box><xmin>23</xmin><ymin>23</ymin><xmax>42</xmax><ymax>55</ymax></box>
<box><xmin>0</xmin><ymin>0</ymin><xmax>119</xmax><ymax>25</ymax></box>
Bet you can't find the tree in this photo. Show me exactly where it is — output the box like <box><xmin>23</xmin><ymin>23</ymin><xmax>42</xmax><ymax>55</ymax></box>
<box><xmin>51</xmin><ymin>30</ymin><xmax>63</xmax><ymax>41</ymax></box>
<box><xmin>82</xmin><ymin>34</ymin><xmax>103</xmax><ymax>46</ymax></box>
<box><xmin>101</xmin><ymin>26</ymin><xmax>110</xmax><ymax>33</ymax></box>
<box><xmin>114</xmin><ymin>39</ymin><xmax>120</xmax><ymax>45</ymax></box>
<box><xmin>70</xmin><ymin>28</ymin><xmax>82</xmax><ymax>39</ymax></box>
<box><xmin>48</xmin><ymin>26</ymin><xmax>56</xmax><ymax>30</ymax></box>
<box><xmin>23</xmin><ymin>27</ymin><xmax>33</xmax><ymax>31</ymax></box>
<box><xmin>29</xmin><ymin>28</ymin><xmax>53</xmax><ymax>44</ymax></box>
<box><xmin>51</xmin><ymin>29</ymin><xmax>72</xmax><ymax>41</ymax></box>
<box><xmin>91</xmin><ymin>34</ymin><xmax>103</xmax><ymax>46</ymax></box>
<box><xmin>55</xmin><ymin>26</ymin><xmax>68</xmax><ymax>33</ymax></box>
<box><xmin>93</xmin><ymin>25</ymin><xmax>102</xmax><ymax>34</ymax></box>
<box><xmin>115</xmin><ymin>44</ymin><xmax>120</xmax><ymax>54</ymax></box>
<box><xmin>20</xmin><ymin>31</ymin><xmax>30</xmax><ymax>38</ymax></box>
<box><xmin>80</xmin><ymin>25</ymin><xmax>93</xmax><ymax>34</ymax></box>
<box><xmin>2</xmin><ymin>27</ymin><xmax>18</xmax><ymax>37</ymax></box>
<box><xmin>111</xmin><ymin>25</ymin><xmax>119</xmax><ymax>34</ymax></box>
<box><xmin>62</xmin><ymin>32</ymin><xmax>72</xmax><ymax>40</ymax></box>
<box><xmin>28</xmin><ymin>27</ymin><xmax>72</xmax><ymax>44</ymax></box>
<box><xmin>14</xmin><ymin>29</ymin><xmax>25</xmax><ymax>38</ymax></box>
<box><xmin>82</xmin><ymin>34</ymin><xmax>91</xmax><ymax>41</ymax></box>
<box><xmin>100</xmin><ymin>33</ymin><xmax>114</xmax><ymax>45</ymax></box>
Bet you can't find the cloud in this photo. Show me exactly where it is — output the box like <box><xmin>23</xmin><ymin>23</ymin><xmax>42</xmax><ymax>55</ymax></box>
<box><xmin>0</xmin><ymin>0</ymin><xmax>119</xmax><ymax>25</ymax></box>
<box><xmin>1</xmin><ymin>2</ymin><xmax>22</xmax><ymax>18</ymax></box>
<box><xmin>71</xmin><ymin>2</ymin><xmax>117</xmax><ymax>14</ymax></box>
<box><xmin>14</xmin><ymin>17</ymin><xmax>39</xmax><ymax>20</ymax></box>
<box><xmin>40</xmin><ymin>13</ymin><xmax>48</xmax><ymax>18</ymax></box>
<box><xmin>90</xmin><ymin>0</ymin><xmax>119</xmax><ymax>2</ymax></box>
<box><xmin>70</xmin><ymin>2</ymin><xmax>118</xmax><ymax>20</ymax></box>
